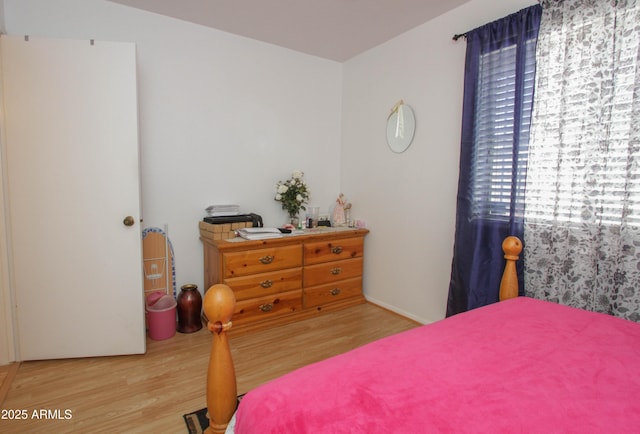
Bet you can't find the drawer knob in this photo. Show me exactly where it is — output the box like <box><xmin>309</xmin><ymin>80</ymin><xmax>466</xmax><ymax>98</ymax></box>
<box><xmin>331</xmin><ymin>246</ymin><xmax>343</xmax><ymax>254</ymax></box>
<box><xmin>259</xmin><ymin>303</ymin><xmax>274</xmax><ymax>312</ymax></box>
<box><xmin>330</xmin><ymin>288</ymin><xmax>341</xmax><ymax>296</ymax></box>
<box><xmin>330</xmin><ymin>267</ymin><xmax>342</xmax><ymax>275</ymax></box>
<box><xmin>260</xmin><ymin>279</ymin><xmax>273</xmax><ymax>288</ymax></box>
<box><xmin>259</xmin><ymin>255</ymin><xmax>274</xmax><ymax>264</ymax></box>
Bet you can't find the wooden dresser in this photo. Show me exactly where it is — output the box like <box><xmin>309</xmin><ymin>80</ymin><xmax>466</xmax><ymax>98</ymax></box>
<box><xmin>201</xmin><ymin>227</ymin><xmax>369</xmax><ymax>333</ymax></box>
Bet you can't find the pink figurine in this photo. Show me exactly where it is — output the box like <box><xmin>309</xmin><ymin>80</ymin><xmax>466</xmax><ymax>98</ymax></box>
<box><xmin>333</xmin><ymin>194</ymin><xmax>346</xmax><ymax>226</ymax></box>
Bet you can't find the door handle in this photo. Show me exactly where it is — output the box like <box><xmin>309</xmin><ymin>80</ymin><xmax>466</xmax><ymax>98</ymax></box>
<box><xmin>123</xmin><ymin>216</ymin><xmax>135</xmax><ymax>227</ymax></box>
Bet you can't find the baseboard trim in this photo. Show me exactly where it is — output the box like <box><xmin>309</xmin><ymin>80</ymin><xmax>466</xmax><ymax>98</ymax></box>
<box><xmin>364</xmin><ymin>296</ymin><xmax>431</xmax><ymax>325</ymax></box>
<box><xmin>0</xmin><ymin>362</ymin><xmax>20</xmax><ymax>406</ymax></box>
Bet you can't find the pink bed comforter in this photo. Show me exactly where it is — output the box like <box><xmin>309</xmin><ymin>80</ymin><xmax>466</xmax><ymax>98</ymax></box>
<box><xmin>234</xmin><ymin>297</ymin><xmax>640</xmax><ymax>433</ymax></box>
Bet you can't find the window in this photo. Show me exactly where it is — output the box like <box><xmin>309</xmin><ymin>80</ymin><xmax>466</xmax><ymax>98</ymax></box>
<box><xmin>522</xmin><ymin>0</ymin><xmax>640</xmax><ymax>322</ymax></box>
<box><xmin>471</xmin><ymin>39</ymin><xmax>537</xmax><ymax>221</ymax></box>
<box><xmin>524</xmin><ymin>18</ymin><xmax>640</xmax><ymax>227</ymax></box>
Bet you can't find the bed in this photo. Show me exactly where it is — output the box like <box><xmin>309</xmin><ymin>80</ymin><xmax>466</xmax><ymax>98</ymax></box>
<box><xmin>201</xmin><ymin>236</ymin><xmax>640</xmax><ymax>433</ymax></box>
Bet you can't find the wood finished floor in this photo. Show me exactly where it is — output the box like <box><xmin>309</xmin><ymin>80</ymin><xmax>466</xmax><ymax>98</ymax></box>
<box><xmin>0</xmin><ymin>303</ymin><xmax>419</xmax><ymax>433</ymax></box>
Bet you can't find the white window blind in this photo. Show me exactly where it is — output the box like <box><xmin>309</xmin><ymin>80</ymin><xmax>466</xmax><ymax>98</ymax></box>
<box><xmin>471</xmin><ymin>40</ymin><xmax>536</xmax><ymax>221</ymax></box>
<box><xmin>524</xmin><ymin>18</ymin><xmax>640</xmax><ymax>227</ymax></box>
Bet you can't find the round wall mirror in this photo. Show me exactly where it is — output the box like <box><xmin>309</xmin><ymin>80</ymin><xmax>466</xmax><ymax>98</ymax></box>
<box><xmin>386</xmin><ymin>101</ymin><xmax>415</xmax><ymax>153</ymax></box>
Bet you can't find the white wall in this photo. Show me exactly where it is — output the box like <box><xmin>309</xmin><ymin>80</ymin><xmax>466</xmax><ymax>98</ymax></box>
<box><xmin>0</xmin><ymin>0</ymin><xmax>537</xmax><ymax>363</ymax></box>
<box><xmin>0</xmin><ymin>0</ymin><xmax>5</xmax><ymax>33</ymax></box>
<box><xmin>342</xmin><ymin>0</ymin><xmax>536</xmax><ymax>323</ymax></box>
<box><xmin>2</xmin><ymin>0</ymin><xmax>343</xmax><ymax>294</ymax></box>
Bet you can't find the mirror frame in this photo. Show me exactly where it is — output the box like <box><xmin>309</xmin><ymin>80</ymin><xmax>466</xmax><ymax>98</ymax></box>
<box><xmin>386</xmin><ymin>101</ymin><xmax>416</xmax><ymax>153</ymax></box>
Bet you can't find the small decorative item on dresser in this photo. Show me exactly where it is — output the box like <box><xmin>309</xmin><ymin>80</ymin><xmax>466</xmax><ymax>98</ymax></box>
<box><xmin>333</xmin><ymin>194</ymin><xmax>351</xmax><ymax>226</ymax></box>
<box><xmin>176</xmin><ymin>284</ymin><xmax>203</xmax><ymax>333</ymax></box>
<box><xmin>274</xmin><ymin>169</ymin><xmax>311</xmax><ymax>224</ymax></box>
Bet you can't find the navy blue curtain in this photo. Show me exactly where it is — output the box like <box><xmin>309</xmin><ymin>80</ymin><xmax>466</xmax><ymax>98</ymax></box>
<box><xmin>446</xmin><ymin>5</ymin><xmax>541</xmax><ymax>317</ymax></box>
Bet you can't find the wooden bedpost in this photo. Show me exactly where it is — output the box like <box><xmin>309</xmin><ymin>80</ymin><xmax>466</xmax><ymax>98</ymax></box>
<box><xmin>499</xmin><ymin>236</ymin><xmax>522</xmax><ymax>301</ymax></box>
<box><xmin>203</xmin><ymin>284</ymin><xmax>237</xmax><ymax>434</ymax></box>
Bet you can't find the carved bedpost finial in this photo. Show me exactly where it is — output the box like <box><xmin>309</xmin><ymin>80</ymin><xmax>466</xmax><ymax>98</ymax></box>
<box><xmin>203</xmin><ymin>284</ymin><xmax>237</xmax><ymax>434</ymax></box>
<box><xmin>204</xmin><ymin>284</ymin><xmax>235</xmax><ymax>335</ymax></box>
<box><xmin>502</xmin><ymin>236</ymin><xmax>523</xmax><ymax>260</ymax></box>
<box><xmin>499</xmin><ymin>236</ymin><xmax>522</xmax><ymax>301</ymax></box>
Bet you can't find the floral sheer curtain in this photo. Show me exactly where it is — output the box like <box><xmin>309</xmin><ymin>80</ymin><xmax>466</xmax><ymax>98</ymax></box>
<box><xmin>524</xmin><ymin>0</ymin><xmax>640</xmax><ymax>321</ymax></box>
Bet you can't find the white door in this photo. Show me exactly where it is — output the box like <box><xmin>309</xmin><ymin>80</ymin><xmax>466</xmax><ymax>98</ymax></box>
<box><xmin>1</xmin><ymin>35</ymin><xmax>145</xmax><ymax>360</ymax></box>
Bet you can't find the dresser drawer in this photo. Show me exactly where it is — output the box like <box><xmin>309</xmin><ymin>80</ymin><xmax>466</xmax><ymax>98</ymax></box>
<box><xmin>223</xmin><ymin>244</ymin><xmax>302</xmax><ymax>278</ymax></box>
<box><xmin>233</xmin><ymin>289</ymin><xmax>302</xmax><ymax>325</ymax></box>
<box><xmin>304</xmin><ymin>237</ymin><xmax>364</xmax><ymax>265</ymax></box>
<box><xmin>303</xmin><ymin>257</ymin><xmax>363</xmax><ymax>287</ymax></box>
<box><xmin>304</xmin><ymin>277</ymin><xmax>362</xmax><ymax>308</ymax></box>
<box><xmin>224</xmin><ymin>268</ymin><xmax>302</xmax><ymax>301</ymax></box>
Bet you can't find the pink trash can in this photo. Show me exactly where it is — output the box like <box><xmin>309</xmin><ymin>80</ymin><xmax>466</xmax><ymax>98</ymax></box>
<box><xmin>146</xmin><ymin>291</ymin><xmax>177</xmax><ymax>340</ymax></box>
